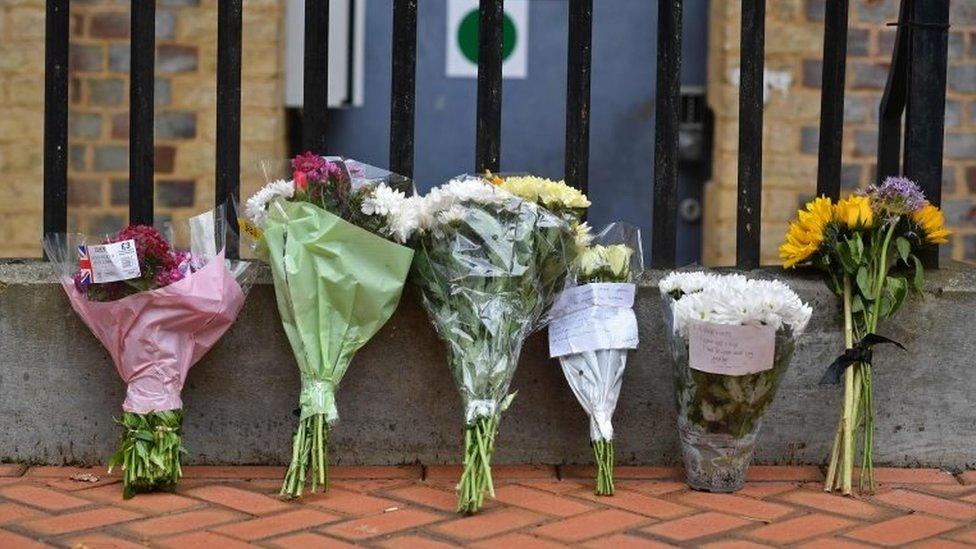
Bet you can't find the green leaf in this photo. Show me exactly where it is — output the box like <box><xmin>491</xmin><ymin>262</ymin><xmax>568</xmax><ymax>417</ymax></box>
<box><xmin>886</xmin><ymin>276</ymin><xmax>908</xmax><ymax>317</ymax></box>
<box><xmin>856</xmin><ymin>266</ymin><xmax>872</xmax><ymax>298</ymax></box>
<box><xmin>851</xmin><ymin>233</ymin><xmax>865</xmax><ymax>264</ymax></box>
<box><xmin>896</xmin><ymin>237</ymin><xmax>911</xmax><ymax>264</ymax></box>
<box><xmin>911</xmin><ymin>255</ymin><xmax>925</xmax><ymax>293</ymax></box>
<box><xmin>852</xmin><ymin>294</ymin><xmax>865</xmax><ymax>313</ymax></box>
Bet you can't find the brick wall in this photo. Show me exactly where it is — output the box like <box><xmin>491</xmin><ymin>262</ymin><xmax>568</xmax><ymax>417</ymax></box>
<box><xmin>0</xmin><ymin>0</ymin><xmax>286</xmax><ymax>257</ymax></box>
<box><xmin>703</xmin><ymin>0</ymin><xmax>976</xmax><ymax>266</ymax></box>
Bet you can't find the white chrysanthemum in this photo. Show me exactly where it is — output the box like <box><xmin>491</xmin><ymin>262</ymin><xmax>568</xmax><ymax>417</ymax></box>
<box><xmin>574</xmin><ymin>221</ymin><xmax>593</xmax><ymax>249</ymax></box>
<box><xmin>419</xmin><ymin>176</ymin><xmax>508</xmax><ymax>231</ymax></box>
<box><xmin>245</xmin><ymin>179</ymin><xmax>295</xmax><ymax>225</ymax></box>
<box><xmin>361</xmin><ymin>183</ymin><xmax>406</xmax><ymax>217</ymax></box>
<box><xmin>360</xmin><ymin>183</ymin><xmax>422</xmax><ymax>244</ymax></box>
<box><xmin>666</xmin><ymin>272</ymin><xmax>812</xmax><ymax>338</ymax></box>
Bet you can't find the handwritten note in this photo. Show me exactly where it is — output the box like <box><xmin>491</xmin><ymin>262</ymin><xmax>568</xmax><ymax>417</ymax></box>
<box><xmin>548</xmin><ymin>283</ymin><xmax>638</xmax><ymax>358</ymax></box>
<box><xmin>688</xmin><ymin>321</ymin><xmax>775</xmax><ymax>375</ymax></box>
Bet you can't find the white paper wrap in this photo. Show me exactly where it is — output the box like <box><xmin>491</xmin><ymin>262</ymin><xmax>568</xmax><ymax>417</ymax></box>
<box><xmin>548</xmin><ymin>283</ymin><xmax>638</xmax><ymax>358</ymax></box>
<box><xmin>559</xmin><ymin>349</ymin><xmax>627</xmax><ymax>441</ymax></box>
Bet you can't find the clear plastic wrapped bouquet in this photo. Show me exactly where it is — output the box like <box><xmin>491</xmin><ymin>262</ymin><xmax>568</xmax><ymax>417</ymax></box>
<box><xmin>412</xmin><ymin>174</ymin><xmax>588</xmax><ymax>514</ymax></box>
<box><xmin>244</xmin><ymin>152</ymin><xmax>417</xmax><ymax>499</ymax></box>
<box><xmin>659</xmin><ymin>272</ymin><xmax>811</xmax><ymax>492</ymax></box>
<box><xmin>548</xmin><ymin>223</ymin><xmax>643</xmax><ymax>495</ymax></box>
<box><xmin>43</xmin><ymin>206</ymin><xmax>254</xmax><ymax>498</ymax></box>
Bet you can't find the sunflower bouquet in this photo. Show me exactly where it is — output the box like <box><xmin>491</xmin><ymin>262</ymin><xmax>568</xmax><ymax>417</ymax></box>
<box><xmin>780</xmin><ymin>176</ymin><xmax>950</xmax><ymax>495</ymax></box>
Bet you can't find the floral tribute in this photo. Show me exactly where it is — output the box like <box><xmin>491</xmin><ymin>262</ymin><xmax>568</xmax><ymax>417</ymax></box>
<box><xmin>780</xmin><ymin>176</ymin><xmax>950</xmax><ymax>494</ymax></box>
<box><xmin>44</xmin><ymin>208</ymin><xmax>253</xmax><ymax>498</ymax></box>
<box><xmin>244</xmin><ymin>153</ymin><xmax>416</xmax><ymax>499</ymax></box>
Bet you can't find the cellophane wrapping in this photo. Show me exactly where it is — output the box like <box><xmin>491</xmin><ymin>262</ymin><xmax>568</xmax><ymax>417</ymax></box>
<box><xmin>42</xmin><ymin>205</ymin><xmax>254</xmax><ymax>498</ymax></box>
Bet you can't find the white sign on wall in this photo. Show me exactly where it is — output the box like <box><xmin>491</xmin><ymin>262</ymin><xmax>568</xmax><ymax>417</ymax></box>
<box><xmin>446</xmin><ymin>0</ymin><xmax>528</xmax><ymax>79</ymax></box>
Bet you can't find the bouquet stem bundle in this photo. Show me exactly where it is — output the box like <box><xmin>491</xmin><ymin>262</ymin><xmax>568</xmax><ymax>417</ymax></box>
<box><xmin>458</xmin><ymin>414</ymin><xmax>500</xmax><ymax>514</ymax></box>
<box><xmin>281</xmin><ymin>413</ymin><xmax>330</xmax><ymax>498</ymax></box>
<box><xmin>109</xmin><ymin>411</ymin><xmax>185</xmax><ymax>499</ymax></box>
<box><xmin>593</xmin><ymin>439</ymin><xmax>615</xmax><ymax>496</ymax></box>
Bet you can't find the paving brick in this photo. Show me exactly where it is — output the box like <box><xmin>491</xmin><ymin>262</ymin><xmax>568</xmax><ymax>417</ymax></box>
<box><xmin>746</xmin><ymin>466</ymin><xmax>824</xmax><ymax>482</ymax></box>
<box><xmin>642</xmin><ymin>512</ymin><xmax>752</xmax><ymax>541</ymax></box>
<box><xmin>572</xmin><ymin>488</ymin><xmax>692</xmax><ymax>519</ymax></box>
<box><xmin>583</xmin><ymin>533</ymin><xmax>679</xmax><ymax>548</ymax></box>
<box><xmin>493</xmin><ymin>484</ymin><xmax>594</xmax><ymax>517</ymax></box>
<box><xmin>909</xmin><ymin>539</ymin><xmax>972</xmax><ymax>549</ymax></box>
<box><xmin>124</xmin><ymin>508</ymin><xmax>241</xmax><ymax>537</ymax></box>
<box><xmin>0</xmin><ymin>502</ymin><xmax>44</xmax><ymax>525</ymax></box>
<box><xmin>329</xmin><ymin>466</ymin><xmax>422</xmax><ymax>480</ymax></box>
<box><xmin>471</xmin><ymin>532</ymin><xmax>568</xmax><ymax>549</ymax></box>
<box><xmin>737</xmin><ymin>482</ymin><xmax>798</xmax><ymax>499</ymax></box>
<box><xmin>185</xmin><ymin>484</ymin><xmax>292</xmax><ymax>515</ymax></box>
<box><xmin>322</xmin><ymin>508</ymin><xmax>442</xmax><ymax>541</ymax></box>
<box><xmin>910</xmin><ymin>484</ymin><xmax>976</xmax><ymax>498</ymax></box>
<box><xmin>778</xmin><ymin>489</ymin><xmax>891</xmax><ymax>520</ymax></box>
<box><xmin>746</xmin><ymin>513</ymin><xmax>858</xmax><ymax>544</ymax></box>
<box><xmin>700</xmin><ymin>541</ymin><xmax>775</xmax><ymax>549</ymax></box>
<box><xmin>20</xmin><ymin>507</ymin><xmax>142</xmax><ymax>536</ymax></box>
<box><xmin>615</xmin><ymin>480</ymin><xmax>687</xmax><ymax>496</ymax></box>
<box><xmin>304</xmin><ymin>488</ymin><xmax>399</xmax><ymax>516</ymax></box>
<box><xmin>797</xmin><ymin>539</ymin><xmax>874</xmax><ymax>549</ymax></box>
<box><xmin>560</xmin><ymin>466</ymin><xmax>682</xmax><ymax>480</ymax></box>
<box><xmin>865</xmin><ymin>468</ymin><xmax>958</xmax><ymax>485</ymax></box>
<box><xmin>434</xmin><ymin>507</ymin><xmax>545</xmax><ymax>541</ymax></box>
<box><xmin>379</xmin><ymin>534</ymin><xmax>458</xmax><ymax>548</ymax></box>
<box><xmin>23</xmin><ymin>467</ymin><xmax>115</xmax><ymax>479</ymax></box>
<box><xmin>0</xmin><ymin>529</ymin><xmax>49</xmax><ymax>549</ymax></box>
<box><xmin>519</xmin><ymin>479</ymin><xmax>591</xmax><ymax>494</ymax></box>
<box><xmin>0</xmin><ymin>484</ymin><xmax>91</xmax><ymax>511</ymax></box>
<box><xmin>872</xmin><ymin>488</ymin><xmax>976</xmax><ymax>521</ymax></box>
<box><xmin>957</xmin><ymin>471</ymin><xmax>976</xmax><ymax>485</ymax></box>
<box><xmin>214</xmin><ymin>509</ymin><xmax>339</xmax><ymax>541</ymax></box>
<box><xmin>181</xmin><ymin>466</ymin><xmax>286</xmax><ymax>479</ymax></box>
<box><xmin>79</xmin><ymin>483</ymin><xmax>201</xmax><ymax>514</ymax></box>
<box><xmin>156</xmin><ymin>531</ymin><xmax>256</xmax><ymax>549</ymax></box>
<box><xmin>846</xmin><ymin>514</ymin><xmax>960</xmax><ymax>546</ymax></box>
<box><xmin>532</xmin><ymin>509</ymin><xmax>649</xmax><ymax>543</ymax></box>
<box><xmin>268</xmin><ymin>532</ymin><xmax>358</xmax><ymax>549</ymax></box>
<box><xmin>951</xmin><ymin>527</ymin><xmax>976</xmax><ymax>545</ymax></box>
<box><xmin>386</xmin><ymin>484</ymin><xmax>459</xmax><ymax>513</ymax></box>
<box><xmin>677</xmin><ymin>491</ymin><xmax>793</xmax><ymax>521</ymax></box>
<box><xmin>60</xmin><ymin>532</ymin><xmax>147</xmax><ymax>548</ymax></box>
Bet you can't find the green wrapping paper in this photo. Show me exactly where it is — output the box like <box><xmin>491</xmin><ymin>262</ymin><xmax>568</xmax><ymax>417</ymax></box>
<box><xmin>258</xmin><ymin>200</ymin><xmax>414</xmax><ymax>497</ymax></box>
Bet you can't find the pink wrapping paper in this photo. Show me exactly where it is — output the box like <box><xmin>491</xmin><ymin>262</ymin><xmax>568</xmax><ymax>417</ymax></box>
<box><xmin>62</xmin><ymin>251</ymin><xmax>245</xmax><ymax>413</ymax></box>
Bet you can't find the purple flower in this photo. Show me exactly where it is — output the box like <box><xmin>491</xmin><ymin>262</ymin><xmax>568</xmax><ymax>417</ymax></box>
<box><xmin>864</xmin><ymin>176</ymin><xmax>926</xmax><ymax>215</ymax></box>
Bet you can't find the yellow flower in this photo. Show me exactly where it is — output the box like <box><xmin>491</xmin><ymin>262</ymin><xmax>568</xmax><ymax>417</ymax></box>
<box><xmin>779</xmin><ymin>196</ymin><xmax>833</xmax><ymax>268</ymax></box>
<box><xmin>498</xmin><ymin>175</ymin><xmax>590</xmax><ymax>210</ymax></box>
<box><xmin>912</xmin><ymin>202</ymin><xmax>951</xmax><ymax>244</ymax></box>
<box><xmin>833</xmin><ymin>195</ymin><xmax>873</xmax><ymax>229</ymax></box>
<box><xmin>579</xmin><ymin>244</ymin><xmax>634</xmax><ymax>281</ymax></box>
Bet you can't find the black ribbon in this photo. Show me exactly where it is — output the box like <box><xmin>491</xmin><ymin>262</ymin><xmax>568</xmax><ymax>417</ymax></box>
<box><xmin>819</xmin><ymin>333</ymin><xmax>906</xmax><ymax>385</ymax></box>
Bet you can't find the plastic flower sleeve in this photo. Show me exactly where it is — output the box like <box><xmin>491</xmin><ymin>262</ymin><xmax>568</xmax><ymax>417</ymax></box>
<box><xmin>549</xmin><ymin>222</ymin><xmax>643</xmax><ymax>495</ymax></box>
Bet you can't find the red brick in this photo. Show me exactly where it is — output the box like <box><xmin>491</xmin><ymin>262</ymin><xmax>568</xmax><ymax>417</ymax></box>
<box><xmin>798</xmin><ymin>538</ymin><xmax>875</xmax><ymax>549</ymax></box>
<box><xmin>322</xmin><ymin>508</ymin><xmax>442</xmax><ymax>541</ymax></box>
<box><xmin>493</xmin><ymin>484</ymin><xmax>594</xmax><ymax>517</ymax></box>
<box><xmin>737</xmin><ymin>482</ymin><xmax>799</xmax><ymax>499</ymax></box>
<box><xmin>861</xmin><ymin>468</ymin><xmax>957</xmax><ymax>485</ymax></box>
<box><xmin>958</xmin><ymin>471</ymin><xmax>976</xmax><ymax>485</ymax></box>
<box><xmin>951</xmin><ymin>527</ymin><xmax>976</xmax><ymax>544</ymax></box>
<box><xmin>678</xmin><ymin>491</ymin><xmax>793</xmax><ymax>521</ymax></box>
<box><xmin>913</xmin><ymin>484</ymin><xmax>976</xmax><ymax>498</ymax></box>
<box><xmin>214</xmin><ymin>508</ymin><xmax>339</xmax><ymax>541</ymax></box>
<box><xmin>425</xmin><ymin>465</ymin><xmax>463</xmax><ymax>481</ymax></box>
<box><xmin>615</xmin><ymin>480</ymin><xmax>687</xmax><ymax>496</ymax></box>
<box><xmin>379</xmin><ymin>534</ymin><xmax>460</xmax><ymax>548</ymax></box>
<box><xmin>80</xmin><ymin>484</ymin><xmax>201</xmax><ymax>514</ymax></box>
<box><xmin>747</xmin><ymin>466</ymin><xmax>824</xmax><ymax>482</ymax></box>
<box><xmin>61</xmin><ymin>532</ymin><xmax>147</xmax><ymax>548</ymax></box>
<box><xmin>24</xmin><ymin>466</ymin><xmax>116</xmax><ymax>479</ymax></box>
<box><xmin>0</xmin><ymin>502</ymin><xmax>45</xmax><ymax>524</ymax></box>
<box><xmin>701</xmin><ymin>542</ymin><xmax>776</xmax><ymax>549</ymax></box>
<box><xmin>333</xmin><ymin>479</ymin><xmax>413</xmax><ymax>493</ymax></box>
<box><xmin>20</xmin><ymin>507</ymin><xmax>142</xmax><ymax>536</ymax></box>
<box><xmin>494</xmin><ymin>465</ymin><xmax>558</xmax><ymax>480</ymax></box>
<box><xmin>0</xmin><ymin>465</ymin><xmax>26</xmax><ymax>477</ymax></box>
<box><xmin>778</xmin><ymin>489</ymin><xmax>891</xmax><ymax>520</ymax></box>
<box><xmin>747</xmin><ymin>513</ymin><xmax>858</xmax><ymax>543</ymax></box>
<box><xmin>304</xmin><ymin>488</ymin><xmax>399</xmax><ymax>516</ymax></box>
<box><xmin>846</xmin><ymin>514</ymin><xmax>960</xmax><ymax>546</ymax></box>
<box><xmin>0</xmin><ymin>529</ymin><xmax>49</xmax><ymax>549</ymax></box>
<box><xmin>268</xmin><ymin>532</ymin><xmax>358</xmax><ymax>549</ymax></box>
<box><xmin>532</xmin><ymin>509</ymin><xmax>649</xmax><ymax>542</ymax></box>
<box><xmin>124</xmin><ymin>508</ymin><xmax>241</xmax><ymax>537</ymax></box>
<box><xmin>156</xmin><ymin>531</ymin><xmax>256</xmax><ymax>549</ymax></box>
<box><xmin>0</xmin><ymin>484</ymin><xmax>91</xmax><ymax>511</ymax></box>
<box><xmin>519</xmin><ymin>479</ymin><xmax>591</xmax><ymax>494</ymax></box>
<box><xmin>471</xmin><ymin>533</ymin><xmax>568</xmax><ymax>549</ymax></box>
<box><xmin>909</xmin><ymin>540</ymin><xmax>972</xmax><ymax>549</ymax></box>
<box><xmin>185</xmin><ymin>484</ymin><xmax>291</xmax><ymax>515</ymax></box>
<box><xmin>386</xmin><ymin>484</ymin><xmax>459</xmax><ymax>513</ymax></box>
<box><xmin>642</xmin><ymin>512</ymin><xmax>752</xmax><ymax>541</ymax></box>
<box><xmin>434</xmin><ymin>507</ymin><xmax>544</xmax><ymax>541</ymax></box>
<box><xmin>329</xmin><ymin>466</ymin><xmax>422</xmax><ymax>480</ymax></box>
<box><xmin>181</xmin><ymin>466</ymin><xmax>286</xmax><ymax>479</ymax></box>
<box><xmin>560</xmin><ymin>465</ymin><xmax>682</xmax><ymax>480</ymax></box>
<box><xmin>573</xmin><ymin>488</ymin><xmax>692</xmax><ymax>519</ymax></box>
<box><xmin>872</xmin><ymin>488</ymin><xmax>976</xmax><ymax>521</ymax></box>
<box><xmin>584</xmin><ymin>533</ymin><xmax>679</xmax><ymax>548</ymax></box>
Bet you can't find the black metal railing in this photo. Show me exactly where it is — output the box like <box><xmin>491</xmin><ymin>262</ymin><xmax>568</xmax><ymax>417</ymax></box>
<box><xmin>41</xmin><ymin>0</ymin><xmax>951</xmax><ymax>268</ymax></box>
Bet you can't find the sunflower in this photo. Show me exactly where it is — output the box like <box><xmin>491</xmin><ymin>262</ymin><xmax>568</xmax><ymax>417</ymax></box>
<box><xmin>911</xmin><ymin>202</ymin><xmax>951</xmax><ymax>244</ymax></box>
<box><xmin>834</xmin><ymin>194</ymin><xmax>873</xmax><ymax>229</ymax></box>
<box><xmin>780</xmin><ymin>196</ymin><xmax>834</xmax><ymax>268</ymax></box>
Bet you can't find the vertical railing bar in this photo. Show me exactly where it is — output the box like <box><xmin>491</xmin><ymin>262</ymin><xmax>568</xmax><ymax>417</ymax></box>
<box><xmin>43</xmin><ymin>0</ymin><xmax>69</xmax><ymax>247</ymax></box>
<box><xmin>129</xmin><ymin>0</ymin><xmax>156</xmax><ymax>226</ymax></box>
<box><xmin>651</xmin><ymin>0</ymin><xmax>682</xmax><ymax>269</ymax></box>
<box><xmin>303</xmin><ymin>0</ymin><xmax>330</xmax><ymax>153</ymax></box>
<box><xmin>565</xmin><ymin>0</ymin><xmax>592</xmax><ymax>197</ymax></box>
<box><xmin>903</xmin><ymin>0</ymin><xmax>949</xmax><ymax>268</ymax></box>
<box><xmin>877</xmin><ymin>0</ymin><xmax>913</xmax><ymax>180</ymax></box>
<box><xmin>216</xmin><ymin>0</ymin><xmax>243</xmax><ymax>258</ymax></box>
<box><xmin>389</xmin><ymin>0</ymin><xmax>418</xmax><ymax>180</ymax></box>
<box><xmin>735</xmin><ymin>0</ymin><xmax>765</xmax><ymax>270</ymax></box>
<box><xmin>475</xmin><ymin>0</ymin><xmax>503</xmax><ymax>173</ymax></box>
<box><xmin>815</xmin><ymin>0</ymin><xmax>848</xmax><ymax>200</ymax></box>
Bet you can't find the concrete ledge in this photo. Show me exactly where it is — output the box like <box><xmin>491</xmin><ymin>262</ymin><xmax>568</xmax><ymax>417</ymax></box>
<box><xmin>1</xmin><ymin>260</ymin><xmax>975</xmax><ymax>468</ymax></box>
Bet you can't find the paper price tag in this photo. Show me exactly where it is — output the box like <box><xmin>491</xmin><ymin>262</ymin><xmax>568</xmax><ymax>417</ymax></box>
<box><xmin>689</xmin><ymin>321</ymin><xmax>775</xmax><ymax>375</ymax></box>
<box><xmin>87</xmin><ymin>239</ymin><xmax>141</xmax><ymax>283</ymax></box>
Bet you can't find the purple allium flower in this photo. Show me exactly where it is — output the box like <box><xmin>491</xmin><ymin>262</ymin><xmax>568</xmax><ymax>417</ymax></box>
<box><xmin>864</xmin><ymin>176</ymin><xmax>926</xmax><ymax>215</ymax></box>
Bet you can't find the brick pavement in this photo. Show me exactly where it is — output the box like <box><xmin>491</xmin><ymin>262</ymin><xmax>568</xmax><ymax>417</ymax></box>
<box><xmin>0</xmin><ymin>464</ymin><xmax>974</xmax><ymax>547</ymax></box>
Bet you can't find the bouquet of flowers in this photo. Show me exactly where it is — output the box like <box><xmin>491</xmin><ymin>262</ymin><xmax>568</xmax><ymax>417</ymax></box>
<box><xmin>244</xmin><ymin>152</ymin><xmax>417</xmax><ymax>499</ymax></box>
<box><xmin>42</xmin><ymin>206</ymin><xmax>254</xmax><ymax>498</ymax></box>
<box><xmin>779</xmin><ymin>176</ymin><xmax>950</xmax><ymax>494</ymax></box>
<box><xmin>412</xmin><ymin>174</ymin><xmax>588</xmax><ymax>513</ymax></box>
<box><xmin>659</xmin><ymin>272</ymin><xmax>811</xmax><ymax>492</ymax></box>
<box><xmin>548</xmin><ymin>223</ymin><xmax>643</xmax><ymax>495</ymax></box>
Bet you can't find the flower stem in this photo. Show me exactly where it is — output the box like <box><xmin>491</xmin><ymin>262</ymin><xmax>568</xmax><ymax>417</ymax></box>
<box><xmin>457</xmin><ymin>415</ymin><xmax>499</xmax><ymax>514</ymax></box>
<box><xmin>593</xmin><ymin>439</ymin><xmax>615</xmax><ymax>496</ymax></box>
<box><xmin>280</xmin><ymin>414</ymin><xmax>329</xmax><ymax>500</ymax></box>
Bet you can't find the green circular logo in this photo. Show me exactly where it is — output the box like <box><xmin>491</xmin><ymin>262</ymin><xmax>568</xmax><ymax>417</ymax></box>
<box><xmin>457</xmin><ymin>9</ymin><xmax>517</xmax><ymax>64</ymax></box>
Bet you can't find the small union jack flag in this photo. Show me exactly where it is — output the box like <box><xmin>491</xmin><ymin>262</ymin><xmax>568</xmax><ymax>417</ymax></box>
<box><xmin>77</xmin><ymin>244</ymin><xmax>92</xmax><ymax>289</ymax></box>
